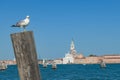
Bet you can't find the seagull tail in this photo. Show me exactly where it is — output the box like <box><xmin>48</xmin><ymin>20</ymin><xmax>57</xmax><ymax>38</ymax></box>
<box><xmin>11</xmin><ymin>25</ymin><xmax>16</xmax><ymax>27</ymax></box>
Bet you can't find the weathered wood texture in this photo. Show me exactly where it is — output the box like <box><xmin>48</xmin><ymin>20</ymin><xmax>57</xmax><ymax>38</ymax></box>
<box><xmin>11</xmin><ymin>31</ymin><xmax>41</xmax><ymax>80</ymax></box>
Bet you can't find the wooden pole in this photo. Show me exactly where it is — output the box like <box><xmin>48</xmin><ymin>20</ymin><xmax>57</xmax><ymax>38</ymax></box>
<box><xmin>11</xmin><ymin>31</ymin><xmax>41</xmax><ymax>80</ymax></box>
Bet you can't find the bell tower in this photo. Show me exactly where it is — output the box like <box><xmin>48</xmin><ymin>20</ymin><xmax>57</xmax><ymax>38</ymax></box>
<box><xmin>70</xmin><ymin>40</ymin><xmax>75</xmax><ymax>50</ymax></box>
<box><xmin>70</xmin><ymin>39</ymin><xmax>77</xmax><ymax>56</ymax></box>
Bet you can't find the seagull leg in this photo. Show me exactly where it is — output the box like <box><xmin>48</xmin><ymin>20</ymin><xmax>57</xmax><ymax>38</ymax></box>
<box><xmin>20</xmin><ymin>26</ymin><xmax>24</xmax><ymax>32</ymax></box>
<box><xmin>23</xmin><ymin>27</ymin><xmax>26</xmax><ymax>32</ymax></box>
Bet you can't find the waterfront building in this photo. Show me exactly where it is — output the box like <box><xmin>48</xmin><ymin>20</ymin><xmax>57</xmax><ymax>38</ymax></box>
<box><xmin>63</xmin><ymin>53</ymin><xmax>74</xmax><ymax>64</ymax></box>
<box><xmin>62</xmin><ymin>40</ymin><xmax>120</xmax><ymax>64</ymax></box>
<box><xmin>63</xmin><ymin>39</ymin><xmax>82</xmax><ymax>64</ymax></box>
<box><xmin>63</xmin><ymin>40</ymin><xmax>76</xmax><ymax>64</ymax></box>
<box><xmin>54</xmin><ymin>58</ymin><xmax>63</xmax><ymax>64</ymax></box>
<box><xmin>103</xmin><ymin>55</ymin><xmax>120</xmax><ymax>63</ymax></box>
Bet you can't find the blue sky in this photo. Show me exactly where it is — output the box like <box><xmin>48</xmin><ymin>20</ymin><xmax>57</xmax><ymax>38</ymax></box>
<box><xmin>0</xmin><ymin>0</ymin><xmax>120</xmax><ymax>60</ymax></box>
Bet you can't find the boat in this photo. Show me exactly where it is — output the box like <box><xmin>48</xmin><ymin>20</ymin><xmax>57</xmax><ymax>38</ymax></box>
<box><xmin>82</xmin><ymin>64</ymin><xmax>86</xmax><ymax>66</ymax></box>
<box><xmin>0</xmin><ymin>61</ymin><xmax>7</xmax><ymax>70</ymax></box>
<box><xmin>100</xmin><ymin>60</ymin><xmax>106</xmax><ymax>68</ymax></box>
<box><xmin>43</xmin><ymin>63</ymin><xmax>47</xmax><ymax>68</ymax></box>
<box><xmin>42</xmin><ymin>59</ymin><xmax>47</xmax><ymax>68</ymax></box>
<box><xmin>52</xmin><ymin>62</ymin><xmax>57</xmax><ymax>69</ymax></box>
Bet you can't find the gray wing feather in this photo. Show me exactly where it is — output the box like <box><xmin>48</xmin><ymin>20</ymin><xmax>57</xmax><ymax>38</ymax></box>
<box><xmin>16</xmin><ymin>20</ymin><xmax>25</xmax><ymax>26</ymax></box>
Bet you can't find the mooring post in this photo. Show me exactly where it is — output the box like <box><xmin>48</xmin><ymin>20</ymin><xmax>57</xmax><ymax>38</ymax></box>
<box><xmin>11</xmin><ymin>31</ymin><xmax>41</xmax><ymax>80</ymax></box>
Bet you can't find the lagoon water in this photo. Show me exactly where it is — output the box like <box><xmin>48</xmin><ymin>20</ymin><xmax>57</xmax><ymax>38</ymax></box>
<box><xmin>0</xmin><ymin>64</ymin><xmax>120</xmax><ymax>80</ymax></box>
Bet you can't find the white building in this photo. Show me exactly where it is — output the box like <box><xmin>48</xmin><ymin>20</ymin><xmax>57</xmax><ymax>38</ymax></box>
<box><xmin>63</xmin><ymin>53</ymin><xmax>74</xmax><ymax>64</ymax></box>
<box><xmin>63</xmin><ymin>40</ymin><xmax>77</xmax><ymax>64</ymax></box>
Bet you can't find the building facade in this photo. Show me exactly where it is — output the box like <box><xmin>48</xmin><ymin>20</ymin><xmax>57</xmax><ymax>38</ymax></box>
<box><xmin>63</xmin><ymin>40</ymin><xmax>80</xmax><ymax>64</ymax></box>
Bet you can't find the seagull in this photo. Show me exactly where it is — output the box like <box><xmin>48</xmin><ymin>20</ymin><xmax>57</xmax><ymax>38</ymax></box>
<box><xmin>11</xmin><ymin>16</ymin><xmax>30</xmax><ymax>31</ymax></box>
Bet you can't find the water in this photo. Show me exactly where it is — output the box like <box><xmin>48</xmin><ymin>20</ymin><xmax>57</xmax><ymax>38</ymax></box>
<box><xmin>0</xmin><ymin>64</ymin><xmax>120</xmax><ymax>80</ymax></box>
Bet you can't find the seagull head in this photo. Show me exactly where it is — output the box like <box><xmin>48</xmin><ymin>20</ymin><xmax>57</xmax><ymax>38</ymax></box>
<box><xmin>26</xmin><ymin>15</ymin><xmax>30</xmax><ymax>18</ymax></box>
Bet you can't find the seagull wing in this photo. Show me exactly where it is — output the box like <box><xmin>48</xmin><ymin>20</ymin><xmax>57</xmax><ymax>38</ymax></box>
<box><xmin>16</xmin><ymin>20</ymin><xmax>26</xmax><ymax>27</ymax></box>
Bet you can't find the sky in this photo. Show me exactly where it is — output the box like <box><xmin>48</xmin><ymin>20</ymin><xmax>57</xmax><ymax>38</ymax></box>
<box><xmin>0</xmin><ymin>0</ymin><xmax>120</xmax><ymax>60</ymax></box>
